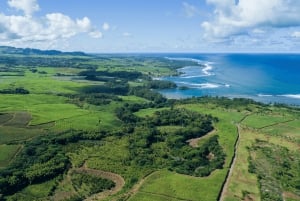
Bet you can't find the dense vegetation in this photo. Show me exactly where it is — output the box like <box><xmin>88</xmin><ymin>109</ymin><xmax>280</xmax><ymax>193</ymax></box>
<box><xmin>71</xmin><ymin>172</ymin><xmax>115</xmax><ymax>198</ymax></box>
<box><xmin>249</xmin><ymin>140</ymin><xmax>300</xmax><ymax>201</ymax></box>
<box><xmin>0</xmin><ymin>131</ymin><xmax>98</xmax><ymax>196</ymax></box>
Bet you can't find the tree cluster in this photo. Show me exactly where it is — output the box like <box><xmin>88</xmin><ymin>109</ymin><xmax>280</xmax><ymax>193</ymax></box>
<box><xmin>66</xmin><ymin>93</ymin><xmax>122</xmax><ymax>107</ymax></box>
<box><xmin>117</xmin><ymin>107</ymin><xmax>224</xmax><ymax>177</ymax></box>
<box><xmin>0</xmin><ymin>130</ymin><xmax>109</xmax><ymax>196</ymax></box>
<box><xmin>146</xmin><ymin>80</ymin><xmax>177</xmax><ymax>89</ymax></box>
<box><xmin>0</xmin><ymin>88</ymin><xmax>29</xmax><ymax>94</ymax></box>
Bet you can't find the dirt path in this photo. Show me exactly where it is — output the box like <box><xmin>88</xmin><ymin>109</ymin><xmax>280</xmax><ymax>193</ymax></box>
<box><xmin>186</xmin><ymin>129</ymin><xmax>217</xmax><ymax>148</ymax></box>
<box><xmin>218</xmin><ymin>124</ymin><xmax>241</xmax><ymax>201</ymax></box>
<box><xmin>74</xmin><ymin>162</ymin><xmax>125</xmax><ymax>201</ymax></box>
<box><xmin>115</xmin><ymin>171</ymin><xmax>157</xmax><ymax>201</ymax></box>
<box><xmin>53</xmin><ymin>169</ymin><xmax>77</xmax><ymax>201</ymax></box>
<box><xmin>218</xmin><ymin>113</ymin><xmax>251</xmax><ymax>201</ymax></box>
<box><xmin>8</xmin><ymin>145</ymin><xmax>23</xmax><ymax>164</ymax></box>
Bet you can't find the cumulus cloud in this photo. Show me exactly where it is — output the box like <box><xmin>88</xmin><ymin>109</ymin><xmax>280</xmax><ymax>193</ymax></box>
<box><xmin>8</xmin><ymin>0</ymin><xmax>39</xmax><ymax>16</ymax></box>
<box><xmin>202</xmin><ymin>0</ymin><xmax>300</xmax><ymax>38</ymax></box>
<box><xmin>291</xmin><ymin>31</ymin><xmax>300</xmax><ymax>38</ymax></box>
<box><xmin>89</xmin><ymin>31</ymin><xmax>103</xmax><ymax>39</ymax></box>
<box><xmin>102</xmin><ymin>22</ymin><xmax>110</xmax><ymax>31</ymax></box>
<box><xmin>0</xmin><ymin>0</ymin><xmax>102</xmax><ymax>47</ymax></box>
<box><xmin>182</xmin><ymin>2</ymin><xmax>199</xmax><ymax>18</ymax></box>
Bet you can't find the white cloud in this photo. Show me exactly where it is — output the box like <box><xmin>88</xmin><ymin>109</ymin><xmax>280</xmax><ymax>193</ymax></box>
<box><xmin>89</xmin><ymin>31</ymin><xmax>103</xmax><ymax>39</ymax></box>
<box><xmin>102</xmin><ymin>22</ymin><xmax>110</xmax><ymax>31</ymax></box>
<box><xmin>77</xmin><ymin>17</ymin><xmax>92</xmax><ymax>30</ymax></box>
<box><xmin>0</xmin><ymin>0</ymin><xmax>102</xmax><ymax>48</ymax></box>
<box><xmin>8</xmin><ymin>0</ymin><xmax>39</xmax><ymax>16</ymax></box>
<box><xmin>202</xmin><ymin>0</ymin><xmax>300</xmax><ymax>38</ymax></box>
<box><xmin>182</xmin><ymin>2</ymin><xmax>199</xmax><ymax>18</ymax></box>
<box><xmin>291</xmin><ymin>31</ymin><xmax>300</xmax><ymax>38</ymax></box>
<box><xmin>122</xmin><ymin>32</ymin><xmax>132</xmax><ymax>37</ymax></box>
<box><xmin>252</xmin><ymin>29</ymin><xmax>265</xmax><ymax>34</ymax></box>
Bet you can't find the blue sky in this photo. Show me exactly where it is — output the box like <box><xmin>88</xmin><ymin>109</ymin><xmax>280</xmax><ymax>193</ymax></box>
<box><xmin>1</xmin><ymin>0</ymin><xmax>300</xmax><ymax>52</ymax></box>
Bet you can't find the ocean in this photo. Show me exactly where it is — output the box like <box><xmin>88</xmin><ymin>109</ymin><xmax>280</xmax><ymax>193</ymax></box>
<box><xmin>159</xmin><ymin>53</ymin><xmax>300</xmax><ymax>105</ymax></box>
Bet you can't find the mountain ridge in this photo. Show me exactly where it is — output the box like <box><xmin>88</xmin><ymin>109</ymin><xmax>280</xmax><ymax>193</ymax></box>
<box><xmin>0</xmin><ymin>46</ymin><xmax>87</xmax><ymax>56</ymax></box>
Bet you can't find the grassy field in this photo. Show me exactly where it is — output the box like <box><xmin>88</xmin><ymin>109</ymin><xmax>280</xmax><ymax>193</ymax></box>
<box><xmin>0</xmin><ymin>126</ymin><xmax>44</xmax><ymax>144</ymax></box>
<box><xmin>222</xmin><ymin>127</ymin><xmax>261</xmax><ymax>201</ymax></box>
<box><xmin>0</xmin><ymin>144</ymin><xmax>21</xmax><ymax>167</ymax></box>
<box><xmin>222</xmin><ymin>108</ymin><xmax>300</xmax><ymax>201</ymax></box>
<box><xmin>242</xmin><ymin>113</ymin><xmax>294</xmax><ymax>129</ymax></box>
<box><xmin>130</xmin><ymin>170</ymin><xmax>227</xmax><ymax>201</ymax></box>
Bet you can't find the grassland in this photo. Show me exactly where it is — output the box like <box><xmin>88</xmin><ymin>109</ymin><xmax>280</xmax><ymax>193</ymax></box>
<box><xmin>0</xmin><ymin>144</ymin><xmax>21</xmax><ymax>168</ymax></box>
<box><xmin>130</xmin><ymin>169</ymin><xmax>227</xmax><ymax>201</ymax></box>
<box><xmin>221</xmin><ymin>108</ymin><xmax>300</xmax><ymax>201</ymax></box>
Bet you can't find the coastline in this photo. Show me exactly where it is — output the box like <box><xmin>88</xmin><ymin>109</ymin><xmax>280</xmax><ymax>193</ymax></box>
<box><xmin>160</xmin><ymin>55</ymin><xmax>300</xmax><ymax>106</ymax></box>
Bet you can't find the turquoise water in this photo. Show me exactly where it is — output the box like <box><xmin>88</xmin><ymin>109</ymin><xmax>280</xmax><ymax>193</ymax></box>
<box><xmin>159</xmin><ymin>54</ymin><xmax>300</xmax><ymax>105</ymax></box>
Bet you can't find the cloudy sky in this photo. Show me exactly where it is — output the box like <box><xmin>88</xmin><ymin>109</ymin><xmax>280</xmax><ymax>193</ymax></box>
<box><xmin>0</xmin><ymin>0</ymin><xmax>300</xmax><ymax>52</ymax></box>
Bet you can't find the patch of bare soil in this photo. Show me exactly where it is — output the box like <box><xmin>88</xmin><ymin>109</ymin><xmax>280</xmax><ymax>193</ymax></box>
<box><xmin>186</xmin><ymin>129</ymin><xmax>217</xmax><ymax>148</ymax></box>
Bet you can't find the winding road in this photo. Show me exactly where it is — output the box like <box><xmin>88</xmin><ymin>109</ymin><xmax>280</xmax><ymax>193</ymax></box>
<box><xmin>73</xmin><ymin>162</ymin><xmax>125</xmax><ymax>201</ymax></box>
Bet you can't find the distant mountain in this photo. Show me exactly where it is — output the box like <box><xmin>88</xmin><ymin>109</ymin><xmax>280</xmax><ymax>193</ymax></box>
<box><xmin>0</xmin><ymin>46</ymin><xmax>87</xmax><ymax>56</ymax></box>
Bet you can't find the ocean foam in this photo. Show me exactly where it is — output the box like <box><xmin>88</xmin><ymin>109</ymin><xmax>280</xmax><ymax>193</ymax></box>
<box><xmin>178</xmin><ymin>81</ymin><xmax>228</xmax><ymax>89</ymax></box>
<box><xmin>181</xmin><ymin>75</ymin><xmax>207</xmax><ymax>79</ymax></box>
<box><xmin>257</xmin><ymin>94</ymin><xmax>273</xmax><ymax>97</ymax></box>
<box><xmin>202</xmin><ymin>64</ymin><xmax>214</xmax><ymax>76</ymax></box>
<box><xmin>279</xmin><ymin>94</ymin><xmax>300</xmax><ymax>99</ymax></box>
<box><xmin>188</xmin><ymin>83</ymin><xmax>220</xmax><ymax>89</ymax></box>
<box><xmin>165</xmin><ymin>57</ymin><xmax>203</xmax><ymax>64</ymax></box>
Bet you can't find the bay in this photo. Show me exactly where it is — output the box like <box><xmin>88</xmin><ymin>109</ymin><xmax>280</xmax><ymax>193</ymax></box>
<box><xmin>159</xmin><ymin>53</ymin><xmax>300</xmax><ymax>105</ymax></box>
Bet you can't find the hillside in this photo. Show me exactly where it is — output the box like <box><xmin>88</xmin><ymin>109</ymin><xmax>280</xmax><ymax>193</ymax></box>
<box><xmin>0</xmin><ymin>46</ymin><xmax>87</xmax><ymax>57</ymax></box>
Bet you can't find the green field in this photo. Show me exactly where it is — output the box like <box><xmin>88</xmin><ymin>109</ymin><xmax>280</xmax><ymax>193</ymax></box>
<box><xmin>130</xmin><ymin>170</ymin><xmax>227</xmax><ymax>201</ymax></box>
<box><xmin>0</xmin><ymin>144</ymin><xmax>21</xmax><ymax>167</ymax></box>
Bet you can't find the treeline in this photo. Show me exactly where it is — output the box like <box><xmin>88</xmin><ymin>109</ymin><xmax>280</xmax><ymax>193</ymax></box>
<box><xmin>146</xmin><ymin>80</ymin><xmax>177</xmax><ymax>89</ymax></box>
<box><xmin>78</xmin><ymin>69</ymin><xmax>144</xmax><ymax>81</ymax></box>
<box><xmin>65</xmin><ymin>93</ymin><xmax>122</xmax><ymax>107</ymax></box>
<box><xmin>177</xmin><ymin>96</ymin><xmax>265</xmax><ymax>109</ymax></box>
<box><xmin>81</xmin><ymin>81</ymin><xmax>129</xmax><ymax>95</ymax></box>
<box><xmin>0</xmin><ymin>88</ymin><xmax>29</xmax><ymax>94</ymax></box>
<box><xmin>79</xmin><ymin>82</ymin><xmax>169</xmax><ymax>105</ymax></box>
<box><xmin>129</xmin><ymin>86</ymin><xmax>167</xmax><ymax>104</ymax></box>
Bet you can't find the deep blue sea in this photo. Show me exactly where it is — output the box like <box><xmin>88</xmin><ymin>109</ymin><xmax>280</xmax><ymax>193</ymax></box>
<box><xmin>158</xmin><ymin>54</ymin><xmax>300</xmax><ymax>105</ymax></box>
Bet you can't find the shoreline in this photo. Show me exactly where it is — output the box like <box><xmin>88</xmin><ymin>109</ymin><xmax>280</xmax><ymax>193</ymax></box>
<box><xmin>160</xmin><ymin>57</ymin><xmax>300</xmax><ymax>106</ymax></box>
